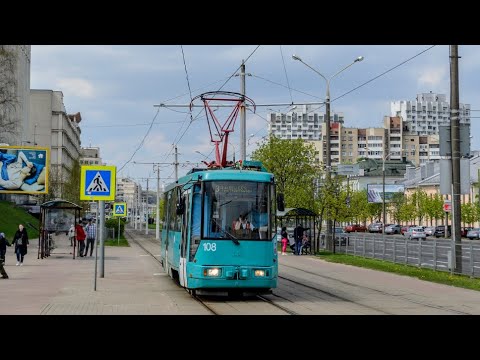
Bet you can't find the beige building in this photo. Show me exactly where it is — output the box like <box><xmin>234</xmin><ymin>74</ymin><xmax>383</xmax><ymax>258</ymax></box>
<box><xmin>116</xmin><ymin>177</ymin><xmax>141</xmax><ymax>219</ymax></box>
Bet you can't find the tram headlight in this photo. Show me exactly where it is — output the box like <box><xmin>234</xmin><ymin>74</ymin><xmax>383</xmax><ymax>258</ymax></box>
<box><xmin>254</xmin><ymin>269</ymin><xmax>265</xmax><ymax>277</ymax></box>
<box><xmin>204</xmin><ymin>268</ymin><xmax>221</xmax><ymax>277</ymax></box>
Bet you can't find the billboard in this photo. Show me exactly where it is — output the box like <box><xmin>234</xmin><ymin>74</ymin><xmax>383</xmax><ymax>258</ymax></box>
<box><xmin>0</xmin><ymin>146</ymin><xmax>49</xmax><ymax>195</ymax></box>
<box><xmin>367</xmin><ymin>184</ymin><xmax>405</xmax><ymax>203</ymax></box>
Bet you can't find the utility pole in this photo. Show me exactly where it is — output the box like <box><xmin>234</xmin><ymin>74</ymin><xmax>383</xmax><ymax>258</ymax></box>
<box><xmin>145</xmin><ymin>178</ymin><xmax>149</xmax><ymax>235</ymax></box>
<box><xmin>450</xmin><ymin>45</ymin><xmax>462</xmax><ymax>273</ymax></box>
<box><xmin>156</xmin><ymin>165</ymin><xmax>160</xmax><ymax>240</ymax></box>
<box><xmin>240</xmin><ymin>60</ymin><xmax>246</xmax><ymax>161</ymax></box>
<box><xmin>174</xmin><ymin>145</ymin><xmax>179</xmax><ymax>181</ymax></box>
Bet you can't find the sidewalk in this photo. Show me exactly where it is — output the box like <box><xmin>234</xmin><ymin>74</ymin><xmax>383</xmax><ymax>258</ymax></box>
<box><xmin>0</xmin><ymin>230</ymin><xmax>210</xmax><ymax>315</ymax></box>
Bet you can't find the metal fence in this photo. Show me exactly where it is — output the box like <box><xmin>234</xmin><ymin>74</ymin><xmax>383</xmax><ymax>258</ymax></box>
<box><xmin>331</xmin><ymin>233</ymin><xmax>480</xmax><ymax>278</ymax></box>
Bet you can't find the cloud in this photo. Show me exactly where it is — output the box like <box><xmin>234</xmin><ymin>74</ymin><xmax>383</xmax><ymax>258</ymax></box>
<box><xmin>56</xmin><ymin>78</ymin><xmax>95</xmax><ymax>99</ymax></box>
<box><xmin>417</xmin><ymin>66</ymin><xmax>448</xmax><ymax>89</ymax></box>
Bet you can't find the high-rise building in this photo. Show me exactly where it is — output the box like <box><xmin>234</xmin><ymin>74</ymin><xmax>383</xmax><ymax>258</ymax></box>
<box><xmin>30</xmin><ymin>90</ymin><xmax>82</xmax><ymax>198</ymax></box>
<box><xmin>390</xmin><ymin>92</ymin><xmax>470</xmax><ymax>136</ymax></box>
<box><xmin>0</xmin><ymin>45</ymin><xmax>31</xmax><ymax>145</ymax></box>
<box><xmin>268</xmin><ymin>104</ymin><xmax>344</xmax><ymax>140</ymax></box>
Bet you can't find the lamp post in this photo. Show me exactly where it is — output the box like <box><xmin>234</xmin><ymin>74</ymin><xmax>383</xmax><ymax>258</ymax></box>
<box><xmin>292</xmin><ymin>53</ymin><xmax>364</xmax><ymax>252</ymax></box>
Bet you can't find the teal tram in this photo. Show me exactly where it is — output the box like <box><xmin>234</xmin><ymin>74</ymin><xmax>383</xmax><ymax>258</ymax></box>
<box><xmin>160</xmin><ymin>160</ymin><xmax>280</xmax><ymax>296</ymax></box>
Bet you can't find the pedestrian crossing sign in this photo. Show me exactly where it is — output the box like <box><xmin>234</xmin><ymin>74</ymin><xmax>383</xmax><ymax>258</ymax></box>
<box><xmin>80</xmin><ymin>165</ymin><xmax>116</xmax><ymax>200</ymax></box>
<box><xmin>113</xmin><ymin>202</ymin><xmax>127</xmax><ymax>217</ymax></box>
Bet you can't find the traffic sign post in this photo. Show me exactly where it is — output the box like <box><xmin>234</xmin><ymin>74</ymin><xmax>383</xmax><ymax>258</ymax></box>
<box><xmin>112</xmin><ymin>202</ymin><xmax>127</xmax><ymax>246</ymax></box>
<box><xmin>444</xmin><ymin>200</ymin><xmax>452</xmax><ymax>212</ymax></box>
<box><xmin>80</xmin><ymin>166</ymin><xmax>116</xmax><ymax>282</ymax></box>
<box><xmin>80</xmin><ymin>165</ymin><xmax>116</xmax><ymax>201</ymax></box>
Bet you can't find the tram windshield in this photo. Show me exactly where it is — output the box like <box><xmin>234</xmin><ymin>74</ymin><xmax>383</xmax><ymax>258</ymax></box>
<box><xmin>202</xmin><ymin>181</ymin><xmax>273</xmax><ymax>241</ymax></box>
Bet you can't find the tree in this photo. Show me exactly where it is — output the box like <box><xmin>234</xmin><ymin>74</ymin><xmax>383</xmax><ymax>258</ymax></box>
<box><xmin>423</xmin><ymin>192</ymin><xmax>444</xmax><ymax>226</ymax></box>
<box><xmin>389</xmin><ymin>192</ymin><xmax>406</xmax><ymax>224</ymax></box>
<box><xmin>63</xmin><ymin>159</ymin><xmax>82</xmax><ymax>205</ymax></box>
<box><xmin>461</xmin><ymin>202</ymin><xmax>476</xmax><ymax>226</ymax></box>
<box><xmin>251</xmin><ymin>136</ymin><xmax>318</xmax><ymax>209</ymax></box>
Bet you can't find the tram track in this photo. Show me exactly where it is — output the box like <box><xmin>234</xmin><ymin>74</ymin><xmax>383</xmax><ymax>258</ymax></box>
<box><xmin>125</xmin><ymin>229</ymin><xmax>294</xmax><ymax>315</ymax></box>
<box><xmin>280</xmin><ymin>263</ymin><xmax>471</xmax><ymax>315</ymax></box>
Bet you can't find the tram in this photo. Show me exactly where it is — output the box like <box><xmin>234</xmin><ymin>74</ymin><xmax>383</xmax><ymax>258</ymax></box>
<box><xmin>160</xmin><ymin>160</ymin><xmax>281</xmax><ymax>295</ymax></box>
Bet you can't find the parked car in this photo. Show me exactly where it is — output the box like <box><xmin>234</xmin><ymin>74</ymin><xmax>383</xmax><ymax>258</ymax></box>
<box><xmin>424</xmin><ymin>226</ymin><xmax>436</xmax><ymax>236</ymax></box>
<box><xmin>434</xmin><ymin>225</ymin><xmax>451</xmax><ymax>238</ymax></box>
<box><xmin>368</xmin><ymin>222</ymin><xmax>383</xmax><ymax>233</ymax></box>
<box><xmin>405</xmin><ymin>226</ymin><xmax>426</xmax><ymax>240</ymax></box>
<box><xmin>466</xmin><ymin>228</ymin><xmax>480</xmax><ymax>240</ymax></box>
<box><xmin>344</xmin><ymin>224</ymin><xmax>367</xmax><ymax>233</ymax></box>
<box><xmin>384</xmin><ymin>224</ymin><xmax>401</xmax><ymax>235</ymax></box>
<box><xmin>334</xmin><ymin>227</ymin><xmax>350</xmax><ymax>246</ymax></box>
<box><xmin>461</xmin><ymin>227</ymin><xmax>473</xmax><ymax>237</ymax></box>
<box><xmin>401</xmin><ymin>225</ymin><xmax>416</xmax><ymax>235</ymax></box>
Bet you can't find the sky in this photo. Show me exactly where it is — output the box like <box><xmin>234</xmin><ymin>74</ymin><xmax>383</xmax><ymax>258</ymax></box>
<box><xmin>30</xmin><ymin>45</ymin><xmax>480</xmax><ymax>190</ymax></box>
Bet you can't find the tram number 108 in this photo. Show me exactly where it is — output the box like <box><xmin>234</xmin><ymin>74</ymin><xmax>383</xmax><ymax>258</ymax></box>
<box><xmin>202</xmin><ymin>243</ymin><xmax>217</xmax><ymax>252</ymax></box>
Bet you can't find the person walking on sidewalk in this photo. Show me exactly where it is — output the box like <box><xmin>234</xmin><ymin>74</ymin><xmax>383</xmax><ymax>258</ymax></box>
<box><xmin>0</xmin><ymin>230</ymin><xmax>9</xmax><ymax>278</ymax></box>
<box><xmin>84</xmin><ymin>219</ymin><xmax>96</xmax><ymax>257</ymax></box>
<box><xmin>75</xmin><ymin>220</ymin><xmax>86</xmax><ymax>257</ymax></box>
<box><xmin>12</xmin><ymin>224</ymin><xmax>29</xmax><ymax>266</ymax></box>
<box><xmin>68</xmin><ymin>224</ymin><xmax>75</xmax><ymax>246</ymax></box>
<box><xmin>0</xmin><ymin>232</ymin><xmax>11</xmax><ymax>269</ymax></box>
<box><xmin>281</xmin><ymin>227</ymin><xmax>288</xmax><ymax>255</ymax></box>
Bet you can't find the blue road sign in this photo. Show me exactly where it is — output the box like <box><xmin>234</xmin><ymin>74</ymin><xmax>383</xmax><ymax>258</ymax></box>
<box><xmin>80</xmin><ymin>165</ymin><xmax>116</xmax><ymax>201</ymax></box>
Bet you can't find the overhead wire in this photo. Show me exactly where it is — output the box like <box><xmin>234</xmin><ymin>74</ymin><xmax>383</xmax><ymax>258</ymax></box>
<box><xmin>279</xmin><ymin>45</ymin><xmax>294</xmax><ymax>104</ymax></box>
<box><xmin>164</xmin><ymin>45</ymin><xmax>263</xmax><ymax>167</ymax></box>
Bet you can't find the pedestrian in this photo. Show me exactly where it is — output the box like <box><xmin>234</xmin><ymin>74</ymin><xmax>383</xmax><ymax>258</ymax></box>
<box><xmin>84</xmin><ymin>219</ymin><xmax>96</xmax><ymax>257</ymax></box>
<box><xmin>0</xmin><ymin>232</ymin><xmax>8</xmax><ymax>276</ymax></box>
<box><xmin>281</xmin><ymin>227</ymin><xmax>288</xmax><ymax>255</ymax></box>
<box><xmin>12</xmin><ymin>224</ymin><xmax>29</xmax><ymax>266</ymax></box>
<box><xmin>293</xmin><ymin>225</ymin><xmax>304</xmax><ymax>255</ymax></box>
<box><xmin>0</xmin><ymin>232</ymin><xmax>11</xmax><ymax>265</ymax></box>
<box><xmin>75</xmin><ymin>220</ymin><xmax>86</xmax><ymax>257</ymax></box>
<box><xmin>68</xmin><ymin>224</ymin><xmax>75</xmax><ymax>246</ymax></box>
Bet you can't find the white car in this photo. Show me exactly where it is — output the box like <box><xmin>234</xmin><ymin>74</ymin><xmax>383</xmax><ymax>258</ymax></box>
<box><xmin>405</xmin><ymin>226</ymin><xmax>426</xmax><ymax>240</ymax></box>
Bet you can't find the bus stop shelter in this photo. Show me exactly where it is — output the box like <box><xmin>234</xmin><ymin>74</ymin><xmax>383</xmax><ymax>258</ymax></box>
<box><xmin>39</xmin><ymin>200</ymin><xmax>82</xmax><ymax>259</ymax></box>
<box><xmin>276</xmin><ymin>207</ymin><xmax>317</xmax><ymax>253</ymax></box>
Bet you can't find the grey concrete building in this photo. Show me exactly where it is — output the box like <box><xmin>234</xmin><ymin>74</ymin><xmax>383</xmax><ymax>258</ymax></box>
<box><xmin>80</xmin><ymin>146</ymin><xmax>104</xmax><ymax>166</ymax></box>
<box><xmin>391</xmin><ymin>92</ymin><xmax>470</xmax><ymax>136</ymax></box>
<box><xmin>30</xmin><ymin>90</ymin><xmax>82</xmax><ymax>198</ymax></box>
<box><xmin>0</xmin><ymin>45</ymin><xmax>31</xmax><ymax>146</ymax></box>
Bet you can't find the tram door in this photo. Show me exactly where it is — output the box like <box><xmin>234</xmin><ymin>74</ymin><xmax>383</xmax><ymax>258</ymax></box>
<box><xmin>179</xmin><ymin>190</ymin><xmax>190</xmax><ymax>287</ymax></box>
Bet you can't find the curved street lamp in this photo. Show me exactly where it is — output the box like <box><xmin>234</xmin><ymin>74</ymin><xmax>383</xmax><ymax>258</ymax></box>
<box><xmin>292</xmin><ymin>53</ymin><xmax>364</xmax><ymax>252</ymax></box>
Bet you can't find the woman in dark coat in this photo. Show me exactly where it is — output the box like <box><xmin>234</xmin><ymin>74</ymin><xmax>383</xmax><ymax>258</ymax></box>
<box><xmin>12</xmin><ymin>224</ymin><xmax>29</xmax><ymax>266</ymax></box>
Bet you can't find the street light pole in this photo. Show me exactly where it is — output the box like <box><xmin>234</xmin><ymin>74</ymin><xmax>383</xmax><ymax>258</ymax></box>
<box><xmin>292</xmin><ymin>54</ymin><xmax>364</xmax><ymax>252</ymax></box>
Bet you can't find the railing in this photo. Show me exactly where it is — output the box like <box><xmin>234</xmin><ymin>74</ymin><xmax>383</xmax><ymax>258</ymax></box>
<box><xmin>324</xmin><ymin>233</ymin><xmax>480</xmax><ymax>278</ymax></box>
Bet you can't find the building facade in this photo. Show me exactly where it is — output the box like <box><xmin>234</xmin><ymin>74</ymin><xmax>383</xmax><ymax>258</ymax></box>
<box><xmin>30</xmin><ymin>90</ymin><xmax>82</xmax><ymax>198</ymax></box>
<box><xmin>268</xmin><ymin>104</ymin><xmax>344</xmax><ymax>141</ymax></box>
<box><xmin>80</xmin><ymin>147</ymin><xmax>104</xmax><ymax>166</ymax></box>
<box><xmin>0</xmin><ymin>45</ymin><xmax>31</xmax><ymax>146</ymax></box>
<box><xmin>391</xmin><ymin>92</ymin><xmax>470</xmax><ymax>136</ymax></box>
<box><xmin>116</xmin><ymin>177</ymin><xmax>141</xmax><ymax>219</ymax></box>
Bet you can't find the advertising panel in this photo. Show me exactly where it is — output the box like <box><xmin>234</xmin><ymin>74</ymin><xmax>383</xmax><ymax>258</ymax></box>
<box><xmin>0</xmin><ymin>146</ymin><xmax>49</xmax><ymax>195</ymax></box>
<box><xmin>367</xmin><ymin>184</ymin><xmax>405</xmax><ymax>203</ymax></box>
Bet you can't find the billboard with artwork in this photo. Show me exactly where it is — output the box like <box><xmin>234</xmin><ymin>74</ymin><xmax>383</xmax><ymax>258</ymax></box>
<box><xmin>0</xmin><ymin>146</ymin><xmax>49</xmax><ymax>195</ymax></box>
<box><xmin>367</xmin><ymin>184</ymin><xmax>405</xmax><ymax>203</ymax></box>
